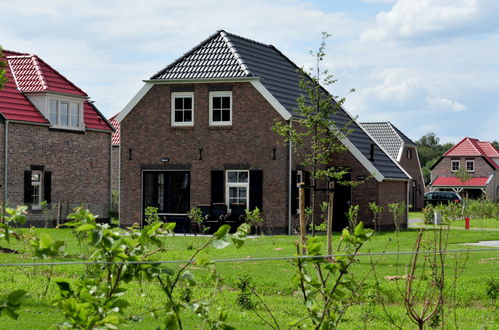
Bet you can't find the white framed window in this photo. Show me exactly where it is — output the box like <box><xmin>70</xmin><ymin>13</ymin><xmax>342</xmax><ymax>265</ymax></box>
<box><xmin>49</xmin><ymin>98</ymin><xmax>82</xmax><ymax>129</ymax></box>
<box><xmin>171</xmin><ymin>92</ymin><xmax>194</xmax><ymax>126</ymax></box>
<box><xmin>466</xmin><ymin>160</ymin><xmax>475</xmax><ymax>172</ymax></box>
<box><xmin>209</xmin><ymin>91</ymin><xmax>232</xmax><ymax>126</ymax></box>
<box><xmin>31</xmin><ymin>170</ymin><xmax>43</xmax><ymax>209</ymax></box>
<box><xmin>451</xmin><ymin>160</ymin><xmax>460</xmax><ymax>172</ymax></box>
<box><xmin>226</xmin><ymin>170</ymin><xmax>249</xmax><ymax>209</ymax></box>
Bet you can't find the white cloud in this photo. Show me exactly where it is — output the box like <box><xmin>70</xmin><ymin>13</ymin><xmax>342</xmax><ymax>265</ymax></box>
<box><xmin>361</xmin><ymin>0</ymin><xmax>499</xmax><ymax>42</ymax></box>
<box><xmin>426</xmin><ymin>97</ymin><xmax>466</xmax><ymax>112</ymax></box>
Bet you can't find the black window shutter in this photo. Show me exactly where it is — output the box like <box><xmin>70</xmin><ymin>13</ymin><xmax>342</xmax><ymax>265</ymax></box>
<box><xmin>44</xmin><ymin>171</ymin><xmax>52</xmax><ymax>203</ymax></box>
<box><xmin>24</xmin><ymin>171</ymin><xmax>32</xmax><ymax>204</ymax></box>
<box><xmin>249</xmin><ymin>170</ymin><xmax>263</xmax><ymax>211</ymax></box>
<box><xmin>291</xmin><ymin>170</ymin><xmax>297</xmax><ymax>214</ymax></box>
<box><xmin>211</xmin><ymin>170</ymin><xmax>224</xmax><ymax>204</ymax></box>
<box><xmin>305</xmin><ymin>171</ymin><xmax>311</xmax><ymax>208</ymax></box>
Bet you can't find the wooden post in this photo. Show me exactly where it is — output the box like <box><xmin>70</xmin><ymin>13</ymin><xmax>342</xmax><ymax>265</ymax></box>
<box><xmin>56</xmin><ymin>202</ymin><xmax>61</xmax><ymax>227</ymax></box>
<box><xmin>299</xmin><ymin>182</ymin><xmax>306</xmax><ymax>254</ymax></box>
<box><xmin>326</xmin><ymin>181</ymin><xmax>334</xmax><ymax>256</ymax></box>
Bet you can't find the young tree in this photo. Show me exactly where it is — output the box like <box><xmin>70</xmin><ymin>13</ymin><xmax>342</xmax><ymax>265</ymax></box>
<box><xmin>273</xmin><ymin>32</ymin><xmax>353</xmax><ymax>254</ymax></box>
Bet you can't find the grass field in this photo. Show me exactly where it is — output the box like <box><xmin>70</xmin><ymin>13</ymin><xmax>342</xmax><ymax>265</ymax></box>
<box><xmin>0</xmin><ymin>228</ymin><xmax>498</xmax><ymax>329</ymax></box>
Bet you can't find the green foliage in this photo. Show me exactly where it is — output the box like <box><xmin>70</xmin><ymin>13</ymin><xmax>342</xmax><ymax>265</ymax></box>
<box><xmin>187</xmin><ymin>207</ymin><xmax>203</xmax><ymax>225</ymax></box>
<box><xmin>144</xmin><ymin>206</ymin><xmax>160</xmax><ymax>224</ymax></box>
<box><xmin>290</xmin><ymin>222</ymin><xmax>373</xmax><ymax>328</ymax></box>
<box><xmin>346</xmin><ymin>204</ymin><xmax>359</xmax><ymax>234</ymax></box>
<box><xmin>0</xmin><ymin>290</ymin><xmax>27</xmax><ymax>320</ymax></box>
<box><xmin>416</xmin><ymin>132</ymin><xmax>454</xmax><ymax>184</ymax></box>
<box><xmin>245</xmin><ymin>207</ymin><xmax>264</xmax><ymax>235</ymax></box>
<box><xmin>422</xmin><ymin>204</ymin><xmax>435</xmax><ymax>224</ymax></box>
<box><xmin>0</xmin><ymin>46</ymin><xmax>7</xmax><ymax>90</ymax></box>
<box><xmin>485</xmin><ymin>277</ymin><xmax>497</xmax><ymax>300</ymax></box>
<box><xmin>236</xmin><ymin>273</ymin><xmax>254</xmax><ymax>310</ymax></box>
<box><xmin>368</xmin><ymin>202</ymin><xmax>383</xmax><ymax>232</ymax></box>
<box><xmin>388</xmin><ymin>201</ymin><xmax>405</xmax><ymax>232</ymax></box>
<box><xmin>0</xmin><ymin>206</ymin><xmax>28</xmax><ymax>243</ymax></box>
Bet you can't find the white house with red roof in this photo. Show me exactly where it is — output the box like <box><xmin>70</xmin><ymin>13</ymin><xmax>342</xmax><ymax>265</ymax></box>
<box><xmin>0</xmin><ymin>50</ymin><xmax>114</xmax><ymax>225</ymax></box>
<box><xmin>430</xmin><ymin>137</ymin><xmax>499</xmax><ymax>200</ymax></box>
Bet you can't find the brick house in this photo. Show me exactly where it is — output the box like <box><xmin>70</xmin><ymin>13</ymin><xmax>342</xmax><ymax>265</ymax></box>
<box><xmin>361</xmin><ymin>122</ymin><xmax>425</xmax><ymax>210</ymax></box>
<box><xmin>109</xmin><ymin>114</ymin><xmax>120</xmax><ymax>192</ymax></box>
<box><xmin>116</xmin><ymin>30</ymin><xmax>411</xmax><ymax>233</ymax></box>
<box><xmin>0</xmin><ymin>50</ymin><xmax>114</xmax><ymax>224</ymax></box>
<box><xmin>430</xmin><ymin>137</ymin><xmax>499</xmax><ymax>200</ymax></box>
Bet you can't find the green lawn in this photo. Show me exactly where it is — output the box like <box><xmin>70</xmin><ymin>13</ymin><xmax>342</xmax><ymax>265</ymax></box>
<box><xmin>0</xmin><ymin>228</ymin><xmax>498</xmax><ymax>329</ymax></box>
<box><xmin>408</xmin><ymin>211</ymin><xmax>423</xmax><ymax>219</ymax></box>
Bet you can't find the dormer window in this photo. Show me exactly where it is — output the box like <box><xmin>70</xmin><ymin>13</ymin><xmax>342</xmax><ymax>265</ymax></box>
<box><xmin>49</xmin><ymin>98</ymin><xmax>82</xmax><ymax>129</ymax></box>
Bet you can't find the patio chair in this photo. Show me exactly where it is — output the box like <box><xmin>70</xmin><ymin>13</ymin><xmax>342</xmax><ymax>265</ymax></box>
<box><xmin>204</xmin><ymin>203</ymin><xmax>227</xmax><ymax>232</ymax></box>
<box><xmin>222</xmin><ymin>203</ymin><xmax>246</xmax><ymax>232</ymax></box>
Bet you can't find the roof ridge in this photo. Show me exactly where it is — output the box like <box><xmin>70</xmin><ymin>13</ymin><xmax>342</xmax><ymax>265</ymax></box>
<box><xmin>33</xmin><ymin>55</ymin><xmax>88</xmax><ymax>96</ymax></box>
<box><xmin>151</xmin><ymin>30</ymin><xmax>224</xmax><ymax>79</ymax></box>
<box><xmin>443</xmin><ymin>137</ymin><xmax>467</xmax><ymax>156</ymax></box>
<box><xmin>31</xmin><ymin>55</ymin><xmax>49</xmax><ymax>90</ymax></box>
<box><xmin>387</xmin><ymin>122</ymin><xmax>404</xmax><ymax>146</ymax></box>
<box><xmin>220</xmin><ymin>31</ymin><xmax>252</xmax><ymax>76</ymax></box>
<box><xmin>221</xmin><ymin>30</ymin><xmax>273</xmax><ymax>48</ymax></box>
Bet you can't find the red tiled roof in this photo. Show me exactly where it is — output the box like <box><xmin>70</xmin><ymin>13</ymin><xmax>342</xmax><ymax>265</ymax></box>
<box><xmin>0</xmin><ymin>51</ymin><xmax>48</xmax><ymax>123</ymax></box>
<box><xmin>109</xmin><ymin>114</ymin><xmax>120</xmax><ymax>145</ymax></box>
<box><xmin>444</xmin><ymin>137</ymin><xmax>499</xmax><ymax>169</ymax></box>
<box><xmin>431</xmin><ymin>176</ymin><xmax>490</xmax><ymax>187</ymax></box>
<box><xmin>1</xmin><ymin>50</ymin><xmax>112</xmax><ymax>131</ymax></box>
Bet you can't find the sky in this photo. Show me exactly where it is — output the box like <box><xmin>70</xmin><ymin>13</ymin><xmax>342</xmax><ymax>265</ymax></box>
<box><xmin>1</xmin><ymin>0</ymin><xmax>498</xmax><ymax>143</ymax></box>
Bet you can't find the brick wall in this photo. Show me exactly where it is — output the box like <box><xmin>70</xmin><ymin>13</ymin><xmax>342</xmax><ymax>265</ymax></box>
<box><xmin>111</xmin><ymin>145</ymin><xmax>119</xmax><ymax>191</ymax></box>
<box><xmin>3</xmin><ymin>122</ymin><xmax>111</xmax><ymax>218</ymax></box>
<box><xmin>120</xmin><ymin>82</ymin><xmax>289</xmax><ymax>231</ymax></box>
<box><xmin>399</xmin><ymin>146</ymin><xmax>424</xmax><ymax>210</ymax></box>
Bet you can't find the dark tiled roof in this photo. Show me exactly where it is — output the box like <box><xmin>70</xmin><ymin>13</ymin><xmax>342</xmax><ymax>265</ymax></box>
<box><xmin>151</xmin><ymin>31</ymin><xmax>408</xmax><ymax>180</ymax></box>
<box><xmin>360</xmin><ymin>122</ymin><xmax>416</xmax><ymax>160</ymax></box>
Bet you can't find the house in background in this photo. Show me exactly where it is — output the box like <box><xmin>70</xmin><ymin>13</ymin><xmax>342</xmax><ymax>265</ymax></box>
<box><xmin>109</xmin><ymin>114</ymin><xmax>120</xmax><ymax>192</ymax></box>
<box><xmin>0</xmin><ymin>50</ymin><xmax>114</xmax><ymax>225</ymax></box>
<box><xmin>430</xmin><ymin>137</ymin><xmax>499</xmax><ymax>200</ymax></box>
<box><xmin>361</xmin><ymin>122</ymin><xmax>424</xmax><ymax>210</ymax></box>
<box><xmin>116</xmin><ymin>30</ymin><xmax>411</xmax><ymax>233</ymax></box>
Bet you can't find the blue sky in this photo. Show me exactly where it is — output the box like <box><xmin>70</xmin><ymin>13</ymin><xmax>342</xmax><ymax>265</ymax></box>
<box><xmin>1</xmin><ymin>0</ymin><xmax>498</xmax><ymax>143</ymax></box>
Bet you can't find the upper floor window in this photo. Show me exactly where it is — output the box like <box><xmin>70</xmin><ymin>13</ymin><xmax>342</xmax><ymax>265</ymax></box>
<box><xmin>209</xmin><ymin>91</ymin><xmax>232</xmax><ymax>126</ymax></box>
<box><xmin>171</xmin><ymin>92</ymin><xmax>194</xmax><ymax>126</ymax></box>
<box><xmin>406</xmin><ymin>149</ymin><xmax>412</xmax><ymax>160</ymax></box>
<box><xmin>49</xmin><ymin>99</ymin><xmax>81</xmax><ymax>128</ymax></box>
<box><xmin>466</xmin><ymin>160</ymin><xmax>475</xmax><ymax>172</ymax></box>
<box><xmin>451</xmin><ymin>160</ymin><xmax>460</xmax><ymax>172</ymax></box>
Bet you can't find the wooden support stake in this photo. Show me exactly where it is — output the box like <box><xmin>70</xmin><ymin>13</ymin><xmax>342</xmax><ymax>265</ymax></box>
<box><xmin>299</xmin><ymin>182</ymin><xmax>306</xmax><ymax>254</ymax></box>
<box><xmin>326</xmin><ymin>181</ymin><xmax>334</xmax><ymax>256</ymax></box>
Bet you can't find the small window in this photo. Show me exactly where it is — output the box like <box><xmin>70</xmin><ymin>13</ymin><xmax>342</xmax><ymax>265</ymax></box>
<box><xmin>226</xmin><ymin>170</ymin><xmax>249</xmax><ymax>209</ymax></box>
<box><xmin>49</xmin><ymin>99</ymin><xmax>82</xmax><ymax>129</ymax></box>
<box><xmin>31</xmin><ymin>171</ymin><xmax>42</xmax><ymax>207</ymax></box>
<box><xmin>210</xmin><ymin>91</ymin><xmax>232</xmax><ymax>126</ymax></box>
<box><xmin>406</xmin><ymin>149</ymin><xmax>412</xmax><ymax>160</ymax></box>
<box><xmin>451</xmin><ymin>160</ymin><xmax>460</xmax><ymax>172</ymax></box>
<box><xmin>466</xmin><ymin>160</ymin><xmax>474</xmax><ymax>172</ymax></box>
<box><xmin>171</xmin><ymin>92</ymin><xmax>194</xmax><ymax>126</ymax></box>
